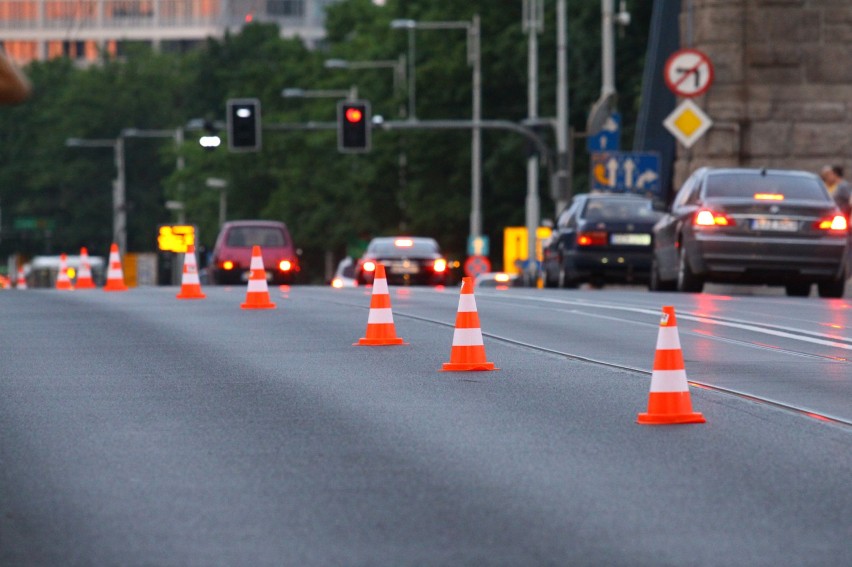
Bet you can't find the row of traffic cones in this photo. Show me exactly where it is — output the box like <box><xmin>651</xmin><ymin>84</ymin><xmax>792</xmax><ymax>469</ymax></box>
<box><xmin>357</xmin><ymin>264</ymin><xmax>702</xmax><ymax>425</ymax></box>
<box><xmin>356</xmin><ymin>264</ymin><xmax>497</xmax><ymax>370</ymax></box>
<box><xmin>43</xmin><ymin>244</ymin><xmax>129</xmax><ymax>292</ymax></box>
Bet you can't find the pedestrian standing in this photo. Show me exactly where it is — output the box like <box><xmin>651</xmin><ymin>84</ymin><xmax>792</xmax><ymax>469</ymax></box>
<box><xmin>820</xmin><ymin>165</ymin><xmax>852</xmax><ymax>219</ymax></box>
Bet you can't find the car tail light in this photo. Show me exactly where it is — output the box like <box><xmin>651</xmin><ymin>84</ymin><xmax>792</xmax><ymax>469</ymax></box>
<box><xmin>577</xmin><ymin>231</ymin><xmax>608</xmax><ymax>246</ymax></box>
<box><xmin>363</xmin><ymin>261</ymin><xmax>376</xmax><ymax>272</ymax></box>
<box><xmin>394</xmin><ymin>238</ymin><xmax>414</xmax><ymax>248</ymax></box>
<box><xmin>754</xmin><ymin>193</ymin><xmax>784</xmax><ymax>201</ymax></box>
<box><xmin>494</xmin><ymin>272</ymin><xmax>510</xmax><ymax>283</ymax></box>
<box><xmin>433</xmin><ymin>258</ymin><xmax>447</xmax><ymax>273</ymax></box>
<box><xmin>331</xmin><ymin>277</ymin><xmax>343</xmax><ymax>288</ymax></box>
<box><xmin>815</xmin><ymin>215</ymin><xmax>848</xmax><ymax>232</ymax></box>
<box><xmin>694</xmin><ymin>209</ymin><xmax>735</xmax><ymax>227</ymax></box>
<box><xmin>278</xmin><ymin>260</ymin><xmax>292</xmax><ymax>272</ymax></box>
<box><xmin>222</xmin><ymin>260</ymin><xmax>235</xmax><ymax>270</ymax></box>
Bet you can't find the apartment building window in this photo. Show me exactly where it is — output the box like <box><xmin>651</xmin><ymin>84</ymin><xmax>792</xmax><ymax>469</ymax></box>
<box><xmin>267</xmin><ymin>0</ymin><xmax>303</xmax><ymax>17</ymax></box>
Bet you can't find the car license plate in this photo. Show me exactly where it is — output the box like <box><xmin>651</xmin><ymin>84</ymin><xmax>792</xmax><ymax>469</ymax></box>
<box><xmin>610</xmin><ymin>233</ymin><xmax>651</xmax><ymax>246</ymax></box>
<box><xmin>389</xmin><ymin>261</ymin><xmax>419</xmax><ymax>274</ymax></box>
<box><xmin>751</xmin><ymin>218</ymin><xmax>798</xmax><ymax>232</ymax></box>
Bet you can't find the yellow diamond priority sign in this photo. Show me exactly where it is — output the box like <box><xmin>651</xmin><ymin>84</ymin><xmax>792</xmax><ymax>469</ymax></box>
<box><xmin>663</xmin><ymin>99</ymin><xmax>713</xmax><ymax>148</ymax></box>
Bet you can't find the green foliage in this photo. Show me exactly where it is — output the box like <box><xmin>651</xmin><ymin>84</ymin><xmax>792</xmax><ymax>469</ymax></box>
<box><xmin>0</xmin><ymin>0</ymin><xmax>651</xmax><ymax>281</ymax></box>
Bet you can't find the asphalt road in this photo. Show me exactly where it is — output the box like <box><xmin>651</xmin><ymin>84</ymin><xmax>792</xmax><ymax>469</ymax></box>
<box><xmin>1</xmin><ymin>285</ymin><xmax>850</xmax><ymax>566</ymax></box>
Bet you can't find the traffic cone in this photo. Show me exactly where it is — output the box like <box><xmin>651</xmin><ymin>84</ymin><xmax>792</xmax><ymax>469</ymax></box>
<box><xmin>103</xmin><ymin>243</ymin><xmax>128</xmax><ymax>292</ymax></box>
<box><xmin>441</xmin><ymin>277</ymin><xmax>496</xmax><ymax>371</ymax></box>
<box><xmin>176</xmin><ymin>244</ymin><xmax>206</xmax><ymax>299</ymax></box>
<box><xmin>241</xmin><ymin>245</ymin><xmax>275</xmax><ymax>309</ymax></box>
<box><xmin>75</xmin><ymin>247</ymin><xmax>97</xmax><ymax>289</ymax></box>
<box><xmin>15</xmin><ymin>266</ymin><xmax>27</xmax><ymax>290</ymax></box>
<box><xmin>55</xmin><ymin>253</ymin><xmax>73</xmax><ymax>290</ymax></box>
<box><xmin>355</xmin><ymin>263</ymin><xmax>406</xmax><ymax>346</ymax></box>
<box><xmin>638</xmin><ymin>306</ymin><xmax>705</xmax><ymax>425</ymax></box>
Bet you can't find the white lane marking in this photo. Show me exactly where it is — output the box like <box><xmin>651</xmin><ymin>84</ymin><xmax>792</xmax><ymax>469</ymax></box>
<box><xmin>477</xmin><ymin>293</ymin><xmax>852</xmax><ymax>352</ymax></box>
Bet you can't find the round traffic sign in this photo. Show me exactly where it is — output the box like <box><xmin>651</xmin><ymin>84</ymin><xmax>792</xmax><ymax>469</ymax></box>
<box><xmin>663</xmin><ymin>48</ymin><xmax>714</xmax><ymax>98</ymax></box>
<box><xmin>464</xmin><ymin>255</ymin><xmax>491</xmax><ymax>278</ymax></box>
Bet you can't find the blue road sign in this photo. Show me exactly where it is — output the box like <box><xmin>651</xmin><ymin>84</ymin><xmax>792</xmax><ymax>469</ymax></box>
<box><xmin>586</xmin><ymin>112</ymin><xmax>621</xmax><ymax>152</ymax></box>
<box><xmin>590</xmin><ymin>151</ymin><xmax>661</xmax><ymax>194</ymax></box>
<box><xmin>467</xmin><ymin>235</ymin><xmax>490</xmax><ymax>256</ymax></box>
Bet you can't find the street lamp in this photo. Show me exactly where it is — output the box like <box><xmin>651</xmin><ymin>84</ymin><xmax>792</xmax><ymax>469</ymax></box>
<box><xmin>66</xmin><ymin>136</ymin><xmax>127</xmax><ymax>254</ymax></box>
<box><xmin>281</xmin><ymin>87</ymin><xmax>358</xmax><ymax>101</ymax></box>
<box><xmin>324</xmin><ymin>57</ymin><xmax>407</xmax><ymax>117</ymax></box>
<box><xmin>390</xmin><ymin>16</ymin><xmax>483</xmax><ymax>241</ymax></box>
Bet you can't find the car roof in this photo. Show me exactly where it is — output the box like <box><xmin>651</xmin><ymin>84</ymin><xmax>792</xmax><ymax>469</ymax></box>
<box><xmin>222</xmin><ymin>220</ymin><xmax>289</xmax><ymax>229</ymax></box>
<box><xmin>703</xmin><ymin>167</ymin><xmax>818</xmax><ymax>180</ymax></box>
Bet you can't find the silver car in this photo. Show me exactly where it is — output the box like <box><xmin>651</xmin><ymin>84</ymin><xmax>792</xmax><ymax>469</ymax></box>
<box><xmin>650</xmin><ymin>167</ymin><xmax>848</xmax><ymax>297</ymax></box>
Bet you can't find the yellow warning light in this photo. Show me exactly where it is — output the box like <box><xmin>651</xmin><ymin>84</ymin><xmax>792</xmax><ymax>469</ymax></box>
<box><xmin>158</xmin><ymin>225</ymin><xmax>196</xmax><ymax>253</ymax></box>
<box><xmin>67</xmin><ymin>267</ymin><xmax>76</xmax><ymax>279</ymax></box>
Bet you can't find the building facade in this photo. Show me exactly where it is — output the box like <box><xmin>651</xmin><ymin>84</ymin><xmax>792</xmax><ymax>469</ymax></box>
<box><xmin>0</xmin><ymin>0</ymin><xmax>337</xmax><ymax>63</ymax></box>
<box><xmin>673</xmin><ymin>0</ymin><xmax>852</xmax><ymax>188</ymax></box>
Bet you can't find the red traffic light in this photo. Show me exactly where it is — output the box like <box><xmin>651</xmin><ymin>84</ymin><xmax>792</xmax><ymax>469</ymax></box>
<box><xmin>345</xmin><ymin>107</ymin><xmax>363</xmax><ymax>123</ymax></box>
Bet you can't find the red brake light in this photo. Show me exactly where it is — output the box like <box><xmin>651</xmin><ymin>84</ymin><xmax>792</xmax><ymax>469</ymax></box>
<box><xmin>363</xmin><ymin>261</ymin><xmax>376</xmax><ymax>272</ymax></box>
<box><xmin>754</xmin><ymin>193</ymin><xmax>784</xmax><ymax>201</ymax></box>
<box><xmin>394</xmin><ymin>238</ymin><xmax>414</xmax><ymax>248</ymax></box>
<box><xmin>433</xmin><ymin>258</ymin><xmax>447</xmax><ymax>273</ymax></box>
<box><xmin>577</xmin><ymin>231</ymin><xmax>608</xmax><ymax>246</ymax></box>
<box><xmin>694</xmin><ymin>209</ymin><xmax>734</xmax><ymax>227</ymax></box>
<box><xmin>222</xmin><ymin>261</ymin><xmax>234</xmax><ymax>270</ymax></box>
<box><xmin>278</xmin><ymin>260</ymin><xmax>292</xmax><ymax>272</ymax></box>
<box><xmin>816</xmin><ymin>215</ymin><xmax>848</xmax><ymax>232</ymax></box>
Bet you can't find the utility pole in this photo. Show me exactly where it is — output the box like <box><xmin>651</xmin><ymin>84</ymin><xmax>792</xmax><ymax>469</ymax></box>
<box><xmin>524</xmin><ymin>0</ymin><xmax>543</xmax><ymax>285</ymax></box>
<box><xmin>555</xmin><ymin>0</ymin><xmax>571</xmax><ymax>214</ymax></box>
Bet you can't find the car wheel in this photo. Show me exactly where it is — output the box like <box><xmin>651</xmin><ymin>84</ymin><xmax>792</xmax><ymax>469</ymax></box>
<box><xmin>817</xmin><ymin>278</ymin><xmax>846</xmax><ymax>298</ymax></box>
<box><xmin>677</xmin><ymin>246</ymin><xmax>704</xmax><ymax>293</ymax></box>
<box><xmin>649</xmin><ymin>257</ymin><xmax>675</xmax><ymax>292</ymax></box>
<box><xmin>544</xmin><ymin>262</ymin><xmax>559</xmax><ymax>288</ymax></box>
<box><xmin>558</xmin><ymin>266</ymin><xmax>578</xmax><ymax>289</ymax></box>
<box><xmin>785</xmin><ymin>282</ymin><xmax>811</xmax><ymax>297</ymax></box>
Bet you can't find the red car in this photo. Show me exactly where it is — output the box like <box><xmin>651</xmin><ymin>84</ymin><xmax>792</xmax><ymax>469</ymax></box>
<box><xmin>210</xmin><ymin>220</ymin><xmax>300</xmax><ymax>285</ymax></box>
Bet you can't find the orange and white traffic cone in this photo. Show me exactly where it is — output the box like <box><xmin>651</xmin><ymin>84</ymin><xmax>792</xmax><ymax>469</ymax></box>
<box><xmin>75</xmin><ymin>247</ymin><xmax>97</xmax><ymax>289</ymax></box>
<box><xmin>241</xmin><ymin>245</ymin><xmax>275</xmax><ymax>309</ymax></box>
<box><xmin>441</xmin><ymin>276</ymin><xmax>496</xmax><ymax>371</ymax></box>
<box><xmin>638</xmin><ymin>306</ymin><xmax>705</xmax><ymax>425</ymax></box>
<box><xmin>355</xmin><ymin>263</ymin><xmax>406</xmax><ymax>346</ymax></box>
<box><xmin>103</xmin><ymin>243</ymin><xmax>128</xmax><ymax>292</ymax></box>
<box><xmin>15</xmin><ymin>266</ymin><xmax>27</xmax><ymax>290</ymax></box>
<box><xmin>176</xmin><ymin>244</ymin><xmax>206</xmax><ymax>300</ymax></box>
<box><xmin>55</xmin><ymin>253</ymin><xmax>73</xmax><ymax>290</ymax></box>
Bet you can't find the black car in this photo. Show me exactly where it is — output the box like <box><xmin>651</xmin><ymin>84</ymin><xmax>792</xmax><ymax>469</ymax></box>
<box><xmin>354</xmin><ymin>237</ymin><xmax>448</xmax><ymax>286</ymax></box>
<box><xmin>542</xmin><ymin>193</ymin><xmax>662</xmax><ymax>288</ymax></box>
<box><xmin>650</xmin><ymin>167</ymin><xmax>849</xmax><ymax>297</ymax></box>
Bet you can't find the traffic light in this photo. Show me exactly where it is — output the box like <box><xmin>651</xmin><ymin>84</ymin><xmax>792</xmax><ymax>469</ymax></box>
<box><xmin>337</xmin><ymin>100</ymin><xmax>371</xmax><ymax>153</ymax></box>
<box><xmin>227</xmin><ymin>98</ymin><xmax>262</xmax><ymax>152</ymax></box>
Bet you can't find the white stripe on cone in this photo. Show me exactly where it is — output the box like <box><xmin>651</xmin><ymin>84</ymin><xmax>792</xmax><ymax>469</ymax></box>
<box><xmin>452</xmin><ymin>327</ymin><xmax>485</xmax><ymax>346</ymax></box>
<box><xmin>655</xmin><ymin>327</ymin><xmax>682</xmax><ymax>351</ymax></box>
<box><xmin>648</xmin><ymin>369</ymin><xmax>690</xmax><ymax>392</ymax></box>
<box><xmin>372</xmin><ymin>277</ymin><xmax>389</xmax><ymax>295</ymax></box>
<box><xmin>250</xmin><ymin>255</ymin><xmax>264</xmax><ymax>270</ymax></box>
<box><xmin>367</xmin><ymin>308</ymin><xmax>394</xmax><ymax>324</ymax></box>
<box><xmin>247</xmin><ymin>278</ymin><xmax>269</xmax><ymax>292</ymax></box>
<box><xmin>457</xmin><ymin>294</ymin><xmax>477</xmax><ymax>312</ymax></box>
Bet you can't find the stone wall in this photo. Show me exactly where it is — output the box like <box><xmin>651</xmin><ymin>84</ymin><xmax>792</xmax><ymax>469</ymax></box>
<box><xmin>674</xmin><ymin>0</ymin><xmax>852</xmax><ymax>187</ymax></box>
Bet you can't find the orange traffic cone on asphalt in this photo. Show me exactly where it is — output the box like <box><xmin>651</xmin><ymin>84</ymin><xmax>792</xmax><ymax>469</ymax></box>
<box><xmin>15</xmin><ymin>266</ymin><xmax>27</xmax><ymax>290</ymax></box>
<box><xmin>355</xmin><ymin>263</ymin><xmax>406</xmax><ymax>346</ymax></box>
<box><xmin>176</xmin><ymin>244</ymin><xmax>206</xmax><ymax>299</ymax></box>
<box><xmin>441</xmin><ymin>276</ymin><xmax>496</xmax><ymax>371</ymax></box>
<box><xmin>638</xmin><ymin>306</ymin><xmax>705</xmax><ymax>425</ymax></box>
<box><xmin>55</xmin><ymin>253</ymin><xmax>73</xmax><ymax>290</ymax></box>
<box><xmin>241</xmin><ymin>245</ymin><xmax>275</xmax><ymax>309</ymax></box>
<box><xmin>75</xmin><ymin>247</ymin><xmax>97</xmax><ymax>289</ymax></box>
<box><xmin>103</xmin><ymin>243</ymin><xmax>128</xmax><ymax>292</ymax></box>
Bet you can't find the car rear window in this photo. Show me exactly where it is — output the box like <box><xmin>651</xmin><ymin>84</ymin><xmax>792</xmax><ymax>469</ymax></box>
<box><xmin>370</xmin><ymin>240</ymin><xmax>439</xmax><ymax>256</ymax></box>
<box><xmin>582</xmin><ymin>199</ymin><xmax>655</xmax><ymax>221</ymax></box>
<box><xmin>226</xmin><ymin>227</ymin><xmax>288</xmax><ymax>247</ymax></box>
<box><xmin>705</xmin><ymin>174</ymin><xmax>828</xmax><ymax>201</ymax></box>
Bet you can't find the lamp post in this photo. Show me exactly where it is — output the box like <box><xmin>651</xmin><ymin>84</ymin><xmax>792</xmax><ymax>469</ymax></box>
<box><xmin>65</xmin><ymin>136</ymin><xmax>127</xmax><ymax>254</ymax></box>
<box><xmin>391</xmin><ymin>16</ymin><xmax>483</xmax><ymax>242</ymax></box>
<box><xmin>281</xmin><ymin>87</ymin><xmax>358</xmax><ymax>101</ymax></box>
<box><xmin>324</xmin><ymin>57</ymin><xmax>407</xmax><ymax>117</ymax></box>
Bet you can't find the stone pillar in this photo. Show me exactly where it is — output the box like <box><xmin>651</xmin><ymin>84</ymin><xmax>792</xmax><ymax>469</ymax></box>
<box><xmin>674</xmin><ymin>0</ymin><xmax>852</xmax><ymax>188</ymax></box>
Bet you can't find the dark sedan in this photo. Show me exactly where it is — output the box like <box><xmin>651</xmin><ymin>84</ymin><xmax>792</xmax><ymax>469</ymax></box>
<box><xmin>650</xmin><ymin>167</ymin><xmax>848</xmax><ymax>297</ymax></box>
<box><xmin>355</xmin><ymin>237</ymin><xmax>448</xmax><ymax>286</ymax></box>
<box><xmin>542</xmin><ymin>193</ymin><xmax>662</xmax><ymax>288</ymax></box>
